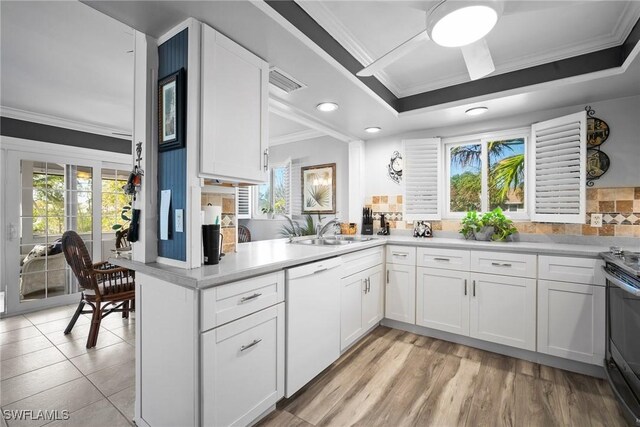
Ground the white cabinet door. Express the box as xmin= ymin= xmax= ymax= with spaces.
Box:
xmin=469 ymin=273 xmax=536 ymax=351
xmin=385 ymin=263 xmax=416 ymax=324
xmin=363 ymin=266 xmax=384 ymax=330
xmin=416 ymin=267 xmax=470 ymax=336
xmin=202 ymin=303 xmax=284 ymax=427
xmin=340 ymin=272 xmax=364 ymax=351
xmin=538 ymin=280 xmax=605 ymax=365
xmin=201 ymin=24 xmax=269 ymax=184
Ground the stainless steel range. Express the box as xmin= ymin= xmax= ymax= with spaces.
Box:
xmin=601 ymin=249 xmax=640 ymax=426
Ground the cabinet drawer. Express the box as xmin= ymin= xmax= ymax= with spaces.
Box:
xmin=202 ymin=303 xmax=285 ymax=427
xmin=538 ymin=256 xmax=603 ymax=286
xmin=417 ymin=248 xmax=470 ymax=270
xmin=386 ymin=245 xmax=416 ymax=266
xmin=341 ymin=247 xmax=384 ymax=278
xmin=470 ymin=251 xmax=536 ymax=278
xmin=201 ymin=271 xmax=284 ymax=331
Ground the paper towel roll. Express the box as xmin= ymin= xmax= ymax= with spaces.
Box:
xmin=203 ymin=204 xmax=222 ymax=225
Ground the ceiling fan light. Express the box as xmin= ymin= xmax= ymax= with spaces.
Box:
xmin=428 ymin=3 xmax=500 ymax=48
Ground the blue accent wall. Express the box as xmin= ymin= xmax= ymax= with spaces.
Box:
xmin=157 ymin=29 xmax=188 ymax=261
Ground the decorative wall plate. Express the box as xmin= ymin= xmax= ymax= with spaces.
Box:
xmin=587 ymin=149 xmax=610 ymax=179
xmin=586 ymin=116 xmax=609 ymax=147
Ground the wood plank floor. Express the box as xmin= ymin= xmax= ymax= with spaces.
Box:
xmin=258 ymin=326 xmax=630 ymax=427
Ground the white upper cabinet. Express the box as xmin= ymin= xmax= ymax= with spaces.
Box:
xmin=201 ymin=24 xmax=269 ymax=184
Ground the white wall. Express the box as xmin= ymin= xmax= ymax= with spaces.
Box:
xmin=240 ymin=135 xmax=349 ymax=241
xmin=364 ymin=95 xmax=640 ymax=197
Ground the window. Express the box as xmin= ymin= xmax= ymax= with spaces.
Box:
xmin=445 ymin=130 xmax=527 ymax=218
xmin=254 ymin=161 xmax=291 ymax=218
xmin=101 ymin=169 xmax=131 ymax=233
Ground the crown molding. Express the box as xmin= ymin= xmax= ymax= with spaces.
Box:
xmin=295 ymin=1 xmax=402 ymax=97
xmin=270 ymin=129 xmax=325 ymax=146
xmin=0 ymin=106 xmax=131 ymax=140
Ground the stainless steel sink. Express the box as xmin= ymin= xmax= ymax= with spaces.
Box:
xmin=291 ymin=236 xmax=374 ymax=246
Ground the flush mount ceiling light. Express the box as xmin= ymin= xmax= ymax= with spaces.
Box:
xmin=365 ymin=127 xmax=382 ymax=133
xmin=427 ymin=1 xmax=502 ymax=48
xmin=465 ymin=106 xmax=489 ymax=116
xmin=316 ymin=102 xmax=339 ymax=112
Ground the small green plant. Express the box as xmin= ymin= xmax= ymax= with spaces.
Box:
xmin=459 ymin=211 xmax=481 ymax=240
xmin=480 ymin=207 xmax=518 ymax=241
xmin=458 ymin=207 xmax=518 ymax=241
xmin=111 ymin=205 xmax=131 ymax=231
xmin=261 ymin=206 xmax=274 ymax=215
xmin=279 ymin=214 xmax=324 ymax=238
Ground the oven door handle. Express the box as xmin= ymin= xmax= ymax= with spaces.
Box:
xmin=602 ymin=266 xmax=640 ymax=297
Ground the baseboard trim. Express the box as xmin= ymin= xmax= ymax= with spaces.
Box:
xmin=381 ymin=318 xmax=605 ymax=379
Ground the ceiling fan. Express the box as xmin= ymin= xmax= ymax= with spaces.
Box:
xmin=357 ymin=0 xmax=504 ymax=81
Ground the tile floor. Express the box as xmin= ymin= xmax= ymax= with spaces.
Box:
xmin=0 ymin=304 xmax=135 ymax=426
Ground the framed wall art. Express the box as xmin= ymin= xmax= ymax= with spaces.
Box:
xmin=158 ymin=68 xmax=185 ymax=152
xmin=301 ymin=163 xmax=336 ymax=214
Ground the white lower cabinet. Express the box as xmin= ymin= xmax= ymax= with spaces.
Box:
xmin=538 ymin=279 xmax=605 ymax=365
xmin=416 ymin=267 xmax=470 ymax=336
xmin=385 ymin=263 xmax=416 ymax=324
xmin=340 ymin=265 xmax=384 ymax=351
xmin=202 ymin=303 xmax=285 ymax=427
xmin=469 ymin=273 xmax=537 ymax=351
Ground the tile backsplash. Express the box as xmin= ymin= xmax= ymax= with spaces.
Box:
xmin=202 ymin=192 xmax=236 ymax=253
xmin=365 ymin=187 xmax=640 ymax=237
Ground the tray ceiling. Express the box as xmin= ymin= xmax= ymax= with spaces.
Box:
xmin=299 ymin=1 xmax=640 ymax=97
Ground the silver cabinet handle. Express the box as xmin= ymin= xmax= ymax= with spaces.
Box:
xmin=386 ymin=270 xmax=390 ymax=284
xmin=364 ymin=277 xmax=369 ymax=293
xmin=434 ymin=258 xmax=450 ymax=262
xmin=240 ymin=293 xmax=261 ymax=303
xmin=491 ymin=262 xmax=512 ymax=267
xmin=473 ymin=280 xmax=476 ymax=297
xmin=464 ymin=279 xmax=467 ymax=296
xmin=392 ymin=253 xmax=408 ymax=257
xmin=263 ymin=149 xmax=269 ymax=171
xmin=240 ymin=338 xmax=262 ymax=352
xmin=367 ymin=278 xmax=371 ymax=293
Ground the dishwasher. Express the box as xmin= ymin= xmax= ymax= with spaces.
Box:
xmin=286 ymin=256 xmax=343 ymax=397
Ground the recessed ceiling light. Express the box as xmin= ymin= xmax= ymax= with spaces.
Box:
xmin=427 ymin=2 xmax=501 ymax=48
xmin=365 ymin=127 xmax=381 ymax=133
xmin=316 ymin=102 xmax=339 ymax=112
xmin=465 ymin=107 xmax=489 ymax=116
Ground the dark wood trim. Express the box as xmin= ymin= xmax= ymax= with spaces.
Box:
xmin=0 ymin=117 xmax=131 ymax=154
xmin=264 ymin=1 xmax=640 ymax=113
xmin=265 ymin=0 xmax=399 ymax=110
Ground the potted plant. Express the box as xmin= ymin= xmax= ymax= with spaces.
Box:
xmin=459 ymin=211 xmax=481 ymax=240
xmin=480 ymin=207 xmax=518 ymax=242
xmin=111 ymin=205 xmax=132 ymax=249
xmin=261 ymin=206 xmax=274 ymax=219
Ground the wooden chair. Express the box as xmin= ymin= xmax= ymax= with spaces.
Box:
xmin=238 ymin=225 xmax=251 ymax=243
xmin=62 ymin=231 xmax=135 ymax=348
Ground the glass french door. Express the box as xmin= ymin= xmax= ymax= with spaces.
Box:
xmin=5 ymin=151 xmax=103 ymax=313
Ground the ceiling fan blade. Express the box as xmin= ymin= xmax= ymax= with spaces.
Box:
xmin=357 ymin=31 xmax=429 ymax=77
xmin=460 ymin=38 xmax=495 ymax=80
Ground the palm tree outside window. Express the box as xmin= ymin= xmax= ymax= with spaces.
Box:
xmin=446 ymin=135 xmax=526 ymax=217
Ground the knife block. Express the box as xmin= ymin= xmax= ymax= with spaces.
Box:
xmin=361 ymin=224 xmax=374 ymax=235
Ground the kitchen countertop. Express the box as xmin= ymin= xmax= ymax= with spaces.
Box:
xmin=109 ymin=236 xmax=619 ymax=290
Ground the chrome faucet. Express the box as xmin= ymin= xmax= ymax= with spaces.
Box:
xmin=316 ymin=218 xmax=341 ymax=238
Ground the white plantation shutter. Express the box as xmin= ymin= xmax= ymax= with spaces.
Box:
xmin=281 ymin=161 xmax=292 ymax=216
xmin=530 ymin=111 xmax=586 ymax=223
xmin=403 ymin=138 xmax=442 ymax=221
xmin=236 ymin=186 xmax=252 ymax=219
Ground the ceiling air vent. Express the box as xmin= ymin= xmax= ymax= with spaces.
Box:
xmin=269 ymin=67 xmax=306 ymax=95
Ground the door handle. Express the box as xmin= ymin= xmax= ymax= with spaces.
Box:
xmin=392 ymin=253 xmax=408 ymax=257
xmin=434 ymin=258 xmax=450 ymax=262
xmin=240 ymin=338 xmax=262 ymax=352
xmin=240 ymin=293 xmax=261 ymax=303
xmin=464 ymin=279 xmax=467 ymax=296
xmin=491 ymin=262 xmax=512 ymax=267
xmin=386 ymin=270 xmax=390 ymax=284
xmin=473 ymin=280 xmax=476 ymax=297
xmin=263 ymin=149 xmax=269 ymax=171
xmin=367 ymin=278 xmax=371 ymax=293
